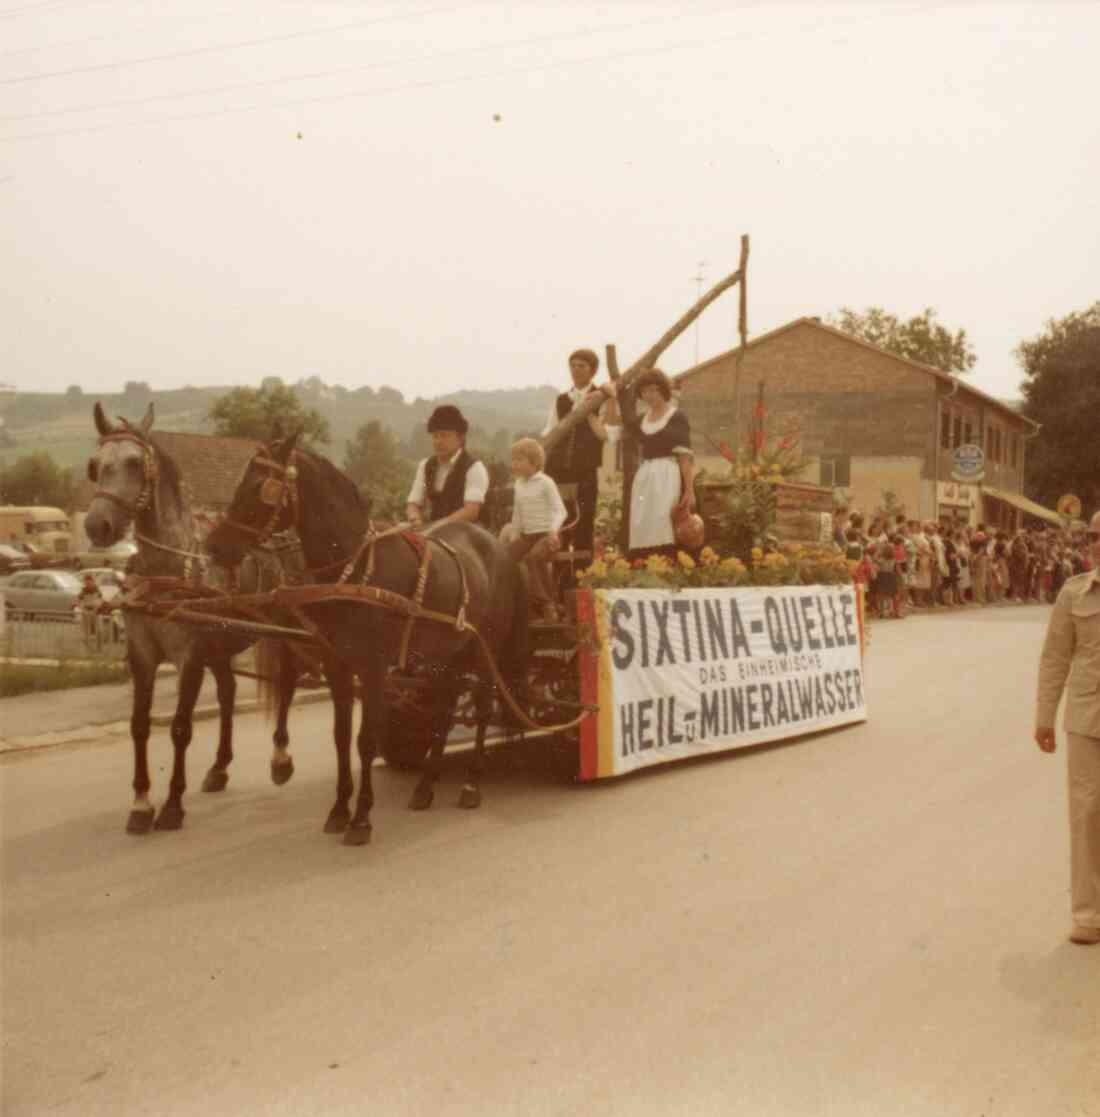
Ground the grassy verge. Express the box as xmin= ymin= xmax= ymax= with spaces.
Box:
xmin=0 ymin=659 xmax=129 ymax=699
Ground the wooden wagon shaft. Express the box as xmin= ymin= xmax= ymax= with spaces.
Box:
xmin=541 ymin=235 xmax=750 ymax=455
xmin=126 ymin=603 xmax=320 ymax=644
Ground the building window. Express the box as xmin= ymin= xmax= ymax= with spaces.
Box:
xmin=1010 ymin=432 xmax=1019 ymax=469
xmin=940 ymin=407 xmax=952 ymax=450
xmin=952 ymin=414 xmax=962 ymax=449
xmin=963 ymin=419 xmax=973 ymax=446
xmin=819 ymin=455 xmax=851 ymax=488
xmin=986 ymin=426 xmax=994 ymax=458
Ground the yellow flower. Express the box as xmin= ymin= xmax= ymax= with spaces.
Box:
xmin=612 ymin=558 xmax=631 ymax=574
xmin=751 ymin=547 xmax=764 ymax=562
xmin=699 ymin=546 xmax=720 ymax=567
xmin=585 ymin=560 xmax=608 ymax=579
xmin=677 ymin=551 xmax=696 ymax=570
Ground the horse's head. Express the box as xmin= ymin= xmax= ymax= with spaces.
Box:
xmin=85 ymin=401 xmax=158 ymax=548
xmin=206 ymin=429 xmax=302 ymax=568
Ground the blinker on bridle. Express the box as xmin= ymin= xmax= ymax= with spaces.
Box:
xmin=89 ymin=431 xmax=159 ymax=517
xmin=216 ymin=447 xmax=300 ymax=547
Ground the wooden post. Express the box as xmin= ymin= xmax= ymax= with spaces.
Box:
xmin=607 ymin=343 xmax=637 ymax=551
xmin=731 ymin=233 xmax=750 ymax=458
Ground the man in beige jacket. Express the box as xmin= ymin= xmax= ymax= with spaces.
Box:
xmin=1035 ymin=509 xmax=1100 ymax=945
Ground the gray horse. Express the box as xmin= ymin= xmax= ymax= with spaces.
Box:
xmin=84 ymin=402 xmax=354 ymax=834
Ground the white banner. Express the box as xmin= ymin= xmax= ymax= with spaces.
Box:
xmin=582 ymin=584 xmax=867 ymax=778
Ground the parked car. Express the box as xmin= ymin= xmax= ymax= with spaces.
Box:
xmin=9 ymin=540 xmax=71 ymax=570
xmin=1 ymin=569 xmax=84 ymax=619
xmin=73 ymin=541 xmax=138 ymax=571
xmin=0 ymin=543 xmax=31 ymax=575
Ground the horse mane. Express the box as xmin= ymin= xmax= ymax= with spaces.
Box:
xmin=294 ymin=444 xmax=367 ymax=516
xmin=147 ymin=432 xmax=187 ymax=509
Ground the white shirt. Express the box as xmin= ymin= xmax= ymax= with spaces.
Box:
xmin=511 ymin=471 xmax=567 ymax=536
xmin=407 ymin=449 xmax=490 ymax=509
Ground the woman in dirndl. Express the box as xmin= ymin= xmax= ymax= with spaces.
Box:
xmin=604 ymin=369 xmax=695 ymax=560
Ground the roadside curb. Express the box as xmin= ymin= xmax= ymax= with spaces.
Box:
xmin=0 ymin=688 xmax=332 ymax=757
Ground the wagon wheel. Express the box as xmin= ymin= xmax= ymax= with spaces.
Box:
xmin=525 ymin=649 xmax=580 ymax=725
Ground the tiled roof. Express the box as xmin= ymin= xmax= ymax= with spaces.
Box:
xmin=73 ymin=430 xmax=259 ymax=512
xmin=152 ymin=431 xmax=259 ymax=509
xmin=675 ymin=316 xmax=1038 ymax=429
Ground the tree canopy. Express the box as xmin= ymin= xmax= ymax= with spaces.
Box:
xmin=1018 ymin=301 xmax=1100 ymax=515
xmin=828 ymin=306 xmax=976 ymax=374
xmin=343 ymin=419 xmax=413 ymax=519
xmin=0 ymin=451 xmax=75 ymax=508
xmin=207 ymin=383 xmax=330 ymax=445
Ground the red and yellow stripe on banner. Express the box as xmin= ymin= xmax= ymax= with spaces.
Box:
xmin=575 ymin=588 xmax=613 ymax=781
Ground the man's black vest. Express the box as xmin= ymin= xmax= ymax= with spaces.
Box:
xmin=546 ymin=387 xmax=603 ymax=482
xmin=423 ymin=449 xmax=480 ymax=523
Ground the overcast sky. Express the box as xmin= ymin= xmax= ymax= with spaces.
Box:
xmin=2 ymin=1 xmax=1097 ymax=402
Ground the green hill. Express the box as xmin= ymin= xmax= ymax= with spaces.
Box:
xmin=0 ymin=382 xmax=558 ymax=472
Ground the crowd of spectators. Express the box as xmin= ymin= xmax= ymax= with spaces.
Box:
xmin=833 ymin=511 xmax=1095 ymax=620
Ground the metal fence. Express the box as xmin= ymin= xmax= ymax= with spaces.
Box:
xmin=0 ymin=611 xmax=128 ymax=663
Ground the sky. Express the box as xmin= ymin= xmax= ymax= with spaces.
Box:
xmin=2 ymin=1 xmax=1098 ymax=402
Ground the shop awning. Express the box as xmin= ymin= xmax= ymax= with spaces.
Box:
xmin=982 ymin=486 xmax=1065 ymax=527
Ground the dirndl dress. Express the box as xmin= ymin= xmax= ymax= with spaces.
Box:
xmin=626 ymin=406 xmax=694 ymax=551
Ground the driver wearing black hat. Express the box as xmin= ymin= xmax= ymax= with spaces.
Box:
xmin=406 ymin=405 xmax=489 ymax=527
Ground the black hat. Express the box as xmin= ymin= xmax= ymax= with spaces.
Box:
xmin=427 ymin=405 xmax=468 ymax=435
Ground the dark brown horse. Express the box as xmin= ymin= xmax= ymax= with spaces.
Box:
xmin=84 ymin=403 xmax=355 ymax=834
xmin=205 ymin=431 xmax=530 ymax=846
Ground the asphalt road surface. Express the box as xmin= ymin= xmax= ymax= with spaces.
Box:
xmin=2 ymin=604 xmax=1097 ymax=1116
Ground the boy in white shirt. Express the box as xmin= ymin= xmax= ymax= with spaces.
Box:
xmin=508 ymin=438 xmax=567 ymax=622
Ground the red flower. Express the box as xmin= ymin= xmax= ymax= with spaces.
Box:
xmin=718 ymin=440 xmax=736 ymax=463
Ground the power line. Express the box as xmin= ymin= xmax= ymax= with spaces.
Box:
xmin=1 ymin=5 xmax=921 ymax=146
xmin=0 ymin=8 xmax=696 ymax=123
xmin=0 ymin=0 xmax=481 ymax=85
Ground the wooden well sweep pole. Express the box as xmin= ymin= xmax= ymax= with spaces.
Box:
xmin=541 ymin=237 xmax=750 ymax=455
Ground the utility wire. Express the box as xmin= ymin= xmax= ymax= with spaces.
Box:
xmin=0 ymin=8 xmax=697 ymax=123
xmin=0 ymin=19 xmax=821 ymax=145
xmin=0 ymin=0 xmax=481 ymax=85
xmin=0 ymin=5 xmax=921 ymax=145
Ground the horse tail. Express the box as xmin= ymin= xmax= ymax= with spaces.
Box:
xmin=255 ymin=638 xmax=284 ymax=722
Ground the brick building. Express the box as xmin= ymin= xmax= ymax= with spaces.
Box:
xmin=674 ymin=317 xmax=1057 ymax=530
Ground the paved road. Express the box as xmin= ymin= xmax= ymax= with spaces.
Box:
xmin=2 ymin=605 xmax=1096 ymax=1116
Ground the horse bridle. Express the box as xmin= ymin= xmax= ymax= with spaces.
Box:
xmin=217 ymin=446 xmax=301 ymax=547
xmin=90 ymin=430 xmax=159 ymax=518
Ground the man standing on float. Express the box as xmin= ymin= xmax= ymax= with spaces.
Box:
xmin=541 ymin=348 xmax=617 ymax=556
xmin=406 ymin=405 xmax=490 ymax=527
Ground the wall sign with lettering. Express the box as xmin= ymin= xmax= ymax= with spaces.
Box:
xmin=574 ymin=585 xmax=867 ymax=781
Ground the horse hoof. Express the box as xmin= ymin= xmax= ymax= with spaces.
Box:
xmin=154 ymin=805 xmax=185 ymax=831
xmin=323 ymin=809 xmax=349 ymax=834
xmin=126 ymin=809 xmax=155 ymax=835
xmin=408 ymin=787 xmax=434 ymax=811
xmin=201 ymin=769 xmax=229 ymax=793
xmin=457 ymin=785 xmax=481 ymax=809
xmin=271 ymin=758 xmax=295 ymax=786
xmin=342 ymin=823 xmax=372 ymax=847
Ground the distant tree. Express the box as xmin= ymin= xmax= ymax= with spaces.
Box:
xmin=1018 ymin=301 xmax=1100 ymax=514
xmin=208 ymin=383 xmax=330 ymax=445
xmin=376 ymin=385 xmax=405 ymax=405
xmin=344 ymin=420 xmax=414 ymax=519
xmin=260 ymin=376 xmax=285 ymax=393
xmin=297 ymin=375 xmax=326 ymax=397
xmin=828 ymin=306 xmax=976 ymax=374
xmin=123 ymin=380 xmax=152 ymax=396
xmin=65 ymin=385 xmax=83 ymax=400
xmin=0 ymin=452 xmax=75 ymax=507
